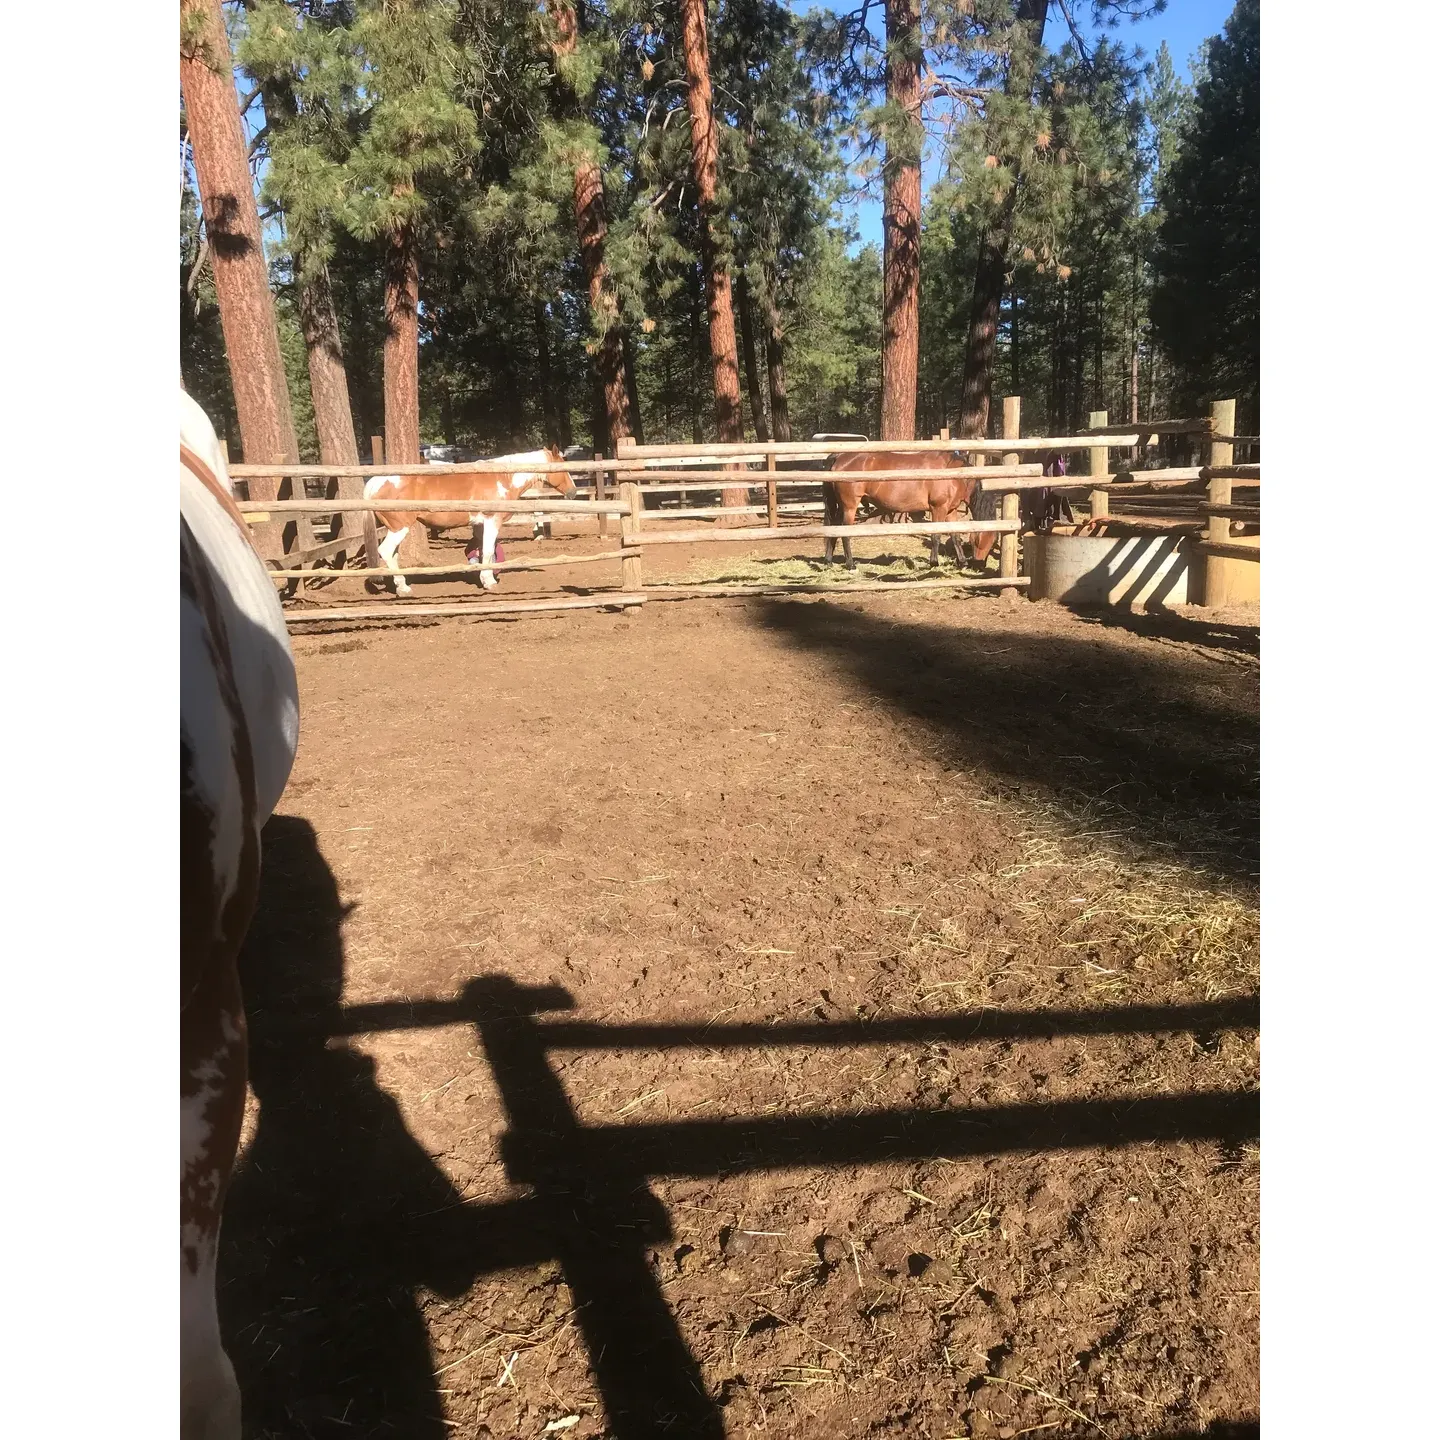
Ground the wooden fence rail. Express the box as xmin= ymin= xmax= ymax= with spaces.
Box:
xmin=237 ymin=498 xmax=629 ymax=516
xmin=255 ymin=401 xmax=1253 ymax=624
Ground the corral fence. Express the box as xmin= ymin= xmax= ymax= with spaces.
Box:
xmin=227 ymin=398 xmax=1257 ymax=626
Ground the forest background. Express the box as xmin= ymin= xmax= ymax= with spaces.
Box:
xmin=179 ymin=0 xmax=1259 ymax=466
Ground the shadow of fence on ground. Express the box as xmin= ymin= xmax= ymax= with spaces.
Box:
xmin=223 ymin=816 xmax=1259 ymax=1439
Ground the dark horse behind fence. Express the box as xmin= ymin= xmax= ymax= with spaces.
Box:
xmin=823 ymin=449 xmax=1075 ymax=573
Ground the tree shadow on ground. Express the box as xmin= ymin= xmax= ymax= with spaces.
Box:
xmin=751 ymin=598 xmax=1259 ymax=885
xmin=222 ymin=817 xmax=1259 ymax=1439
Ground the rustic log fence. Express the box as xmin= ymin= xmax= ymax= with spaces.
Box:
xmin=228 ymin=396 xmax=1255 ymax=623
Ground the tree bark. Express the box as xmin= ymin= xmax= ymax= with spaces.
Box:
xmin=955 ymin=0 xmax=1049 ymax=438
xmin=251 ymin=65 xmax=359 ymax=470
xmin=1010 ymin=284 xmax=1021 ymax=397
xmin=299 ymin=265 xmax=358 ymax=465
xmin=761 ymin=261 xmax=792 ymax=442
xmin=180 ymin=0 xmax=297 ymax=557
xmin=735 ymin=271 xmax=770 ymax=441
xmin=573 ymin=158 xmax=631 ymax=455
xmin=383 ymin=214 xmax=421 ymax=465
xmin=679 ymin=0 xmax=745 ymax=475
xmin=535 ymin=300 xmax=560 ymax=446
xmin=881 ymin=0 xmax=923 ymax=441
xmin=688 ymin=262 xmax=706 ymax=444
xmin=621 ymin=327 xmax=646 ymax=445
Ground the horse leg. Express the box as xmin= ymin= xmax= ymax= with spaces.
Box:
xmin=843 ymin=502 xmax=859 ymax=571
xmin=377 ymin=525 xmax=411 ymax=596
xmin=930 ymin=500 xmax=953 ymax=567
xmin=477 ymin=515 xmax=500 ymax=590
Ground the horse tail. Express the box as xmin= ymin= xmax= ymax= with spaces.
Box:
xmin=969 ymin=481 xmax=1000 ymax=526
xmin=823 ymin=479 xmax=842 ymax=527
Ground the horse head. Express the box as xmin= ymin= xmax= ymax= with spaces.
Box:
xmin=540 ymin=446 xmax=576 ymax=497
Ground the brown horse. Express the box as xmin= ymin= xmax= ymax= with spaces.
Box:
xmin=822 ymin=450 xmax=1002 ymax=570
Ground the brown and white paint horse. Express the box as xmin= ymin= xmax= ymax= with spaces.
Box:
xmin=364 ymin=449 xmax=577 ymax=596
xmin=181 ymin=391 xmax=298 ymax=1439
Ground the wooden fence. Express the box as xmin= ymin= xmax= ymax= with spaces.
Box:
xmin=227 ymin=396 xmax=1256 ymax=623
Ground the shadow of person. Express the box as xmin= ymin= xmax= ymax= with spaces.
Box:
xmin=219 ymin=816 xmax=480 ymax=1438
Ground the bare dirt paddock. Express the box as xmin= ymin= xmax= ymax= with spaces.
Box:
xmin=222 ymin=583 xmax=1259 ymax=1440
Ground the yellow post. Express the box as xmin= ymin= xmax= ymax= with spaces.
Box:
xmin=620 ymin=481 xmax=644 ymax=592
xmin=1000 ymin=396 xmax=1022 ymax=596
xmin=1087 ymin=409 xmax=1109 ymax=528
xmin=1202 ymin=398 xmax=1237 ymax=606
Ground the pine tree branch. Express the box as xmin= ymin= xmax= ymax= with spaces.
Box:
xmin=187 ymin=226 xmax=210 ymax=312
xmin=1057 ymin=0 xmax=1094 ymax=67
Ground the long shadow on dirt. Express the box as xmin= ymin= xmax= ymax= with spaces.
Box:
xmin=752 ymin=598 xmax=1259 ymax=885
xmin=222 ymin=816 xmax=1259 ymax=1439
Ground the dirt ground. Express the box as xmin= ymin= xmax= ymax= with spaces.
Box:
xmin=223 ymin=544 xmax=1259 ymax=1440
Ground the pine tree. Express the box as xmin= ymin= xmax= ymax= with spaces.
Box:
xmin=238 ymin=0 xmax=364 ymax=466
xmin=545 ymin=0 xmax=636 ymax=454
xmin=880 ymin=0 xmax=923 ymax=439
xmin=953 ymin=0 xmax=1050 ymax=437
xmin=180 ymin=0 xmax=299 ymax=546
xmin=677 ymin=0 xmax=744 ymax=447
xmin=344 ymin=0 xmax=478 ymax=463
xmin=1151 ymin=0 xmax=1258 ymax=425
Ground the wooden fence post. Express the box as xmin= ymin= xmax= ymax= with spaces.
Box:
xmin=619 ymin=481 xmax=644 ymax=593
xmin=1202 ymin=397 xmax=1237 ymax=607
xmin=360 ymin=436 xmax=383 ymax=570
xmin=595 ymin=451 xmax=609 ymax=537
xmin=1088 ymin=410 xmax=1110 ymax=530
xmin=1000 ymin=396 xmax=1021 ymax=597
xmin=766 ymin=451 xmax=778 ymax=528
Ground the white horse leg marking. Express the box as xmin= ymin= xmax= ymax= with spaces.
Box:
xmin=479 ymin=516 xmax=500 ymax=589
xmin=180 ymin=1236 xmax=241 ymax=1440
xmin=378 ymin=526 xmax=411 ymax=595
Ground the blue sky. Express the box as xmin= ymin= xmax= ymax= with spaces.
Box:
xmin=815 ymin=0 xmax=1240 ymax=251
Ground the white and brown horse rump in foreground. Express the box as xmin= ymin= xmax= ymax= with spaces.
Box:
xmin=181 ymin=391 xmax=299 ymax=1440
xmin=823 ymin=450 xmax=999 ymax=570
xmin=364 ymin=448 xmax=577 ymax=595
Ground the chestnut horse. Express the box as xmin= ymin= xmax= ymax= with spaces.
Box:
xmin=823 ymin=450 xmax=1003 ymax=570
xmin=364 ymin=448 xmax=576 ymax=596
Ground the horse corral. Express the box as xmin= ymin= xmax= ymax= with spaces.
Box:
xmin=231 ymin=398 xmax=1257 ymax=626
xmin=199 ymin=399 xmax=1258 ymax=1440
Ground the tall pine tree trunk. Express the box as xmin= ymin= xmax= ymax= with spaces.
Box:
xmin=180 ymin=0 xmax=297 ymax=558
xmin=573 ymin=159 xmax=631 ymax=454
xmin=299 ymin=265 xmax=359 ymax=465
xmin=956 ymin=0 xmax=1048 ymax=438
xmin=1092 ymin=269 xmax=1104 ymax=416
xmin=253 ymin=69 xmax=359 ymax=470
xmin=688 ymin=263 xmax=706 ymax=444
xmin=881 ymin=0 xmax=922 ymax=440
xmin=735 ymin=271 xmax=770 ymax=441
xmin=761 ymin=261 xmax=792 ymax=441
xmin=383 ymin=213 xmax=421 ymax=464
xmin=550 ymin=3 xmax=632 ymax=455
xmin=1010 ymin=285 xmax=1021 ymax=396
xmin=535 ymin=300 xmax=561 ymax=446
xmin=679 ymin=0 xmax=746 ymax=516
xmin=621 ymin=328 xmax=646 ymax=445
